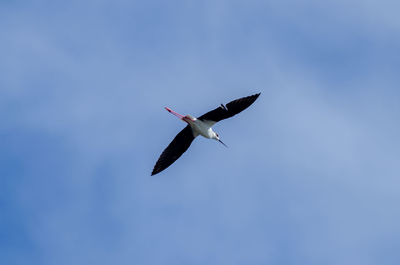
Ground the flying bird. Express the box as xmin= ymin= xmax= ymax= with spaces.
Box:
xmin=151 ymin=93 xmax=261 ymax=175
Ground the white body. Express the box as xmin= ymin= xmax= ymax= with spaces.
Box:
xmin=183 ymin=115 xmax=217 ymax=139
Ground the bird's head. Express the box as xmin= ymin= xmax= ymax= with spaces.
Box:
xmin=214 ymin=132 xmax=228 ymax=148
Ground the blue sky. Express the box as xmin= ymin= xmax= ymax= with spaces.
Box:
xmin=1 ymin=1 xmax=400 ymax=264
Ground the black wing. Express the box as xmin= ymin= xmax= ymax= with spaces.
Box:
xmin=151 ymin=125 xmax=195 ymax=175
xmin=198 ymin=93 xmax=260 ymax=123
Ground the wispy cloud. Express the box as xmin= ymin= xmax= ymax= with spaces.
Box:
xmin=1 ymin=1 xmax=400 ymax=265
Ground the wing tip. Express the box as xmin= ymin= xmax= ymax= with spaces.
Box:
xmin=250 ymin=92 xmax=261 ymax=101
xmin=247 ymin=92 xmax=261 ymax=100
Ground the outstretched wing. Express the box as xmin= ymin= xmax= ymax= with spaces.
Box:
xmin=198 ymin=93 xmax=260 ymax=124
xmin=151 ymin=125 xmax=195 ymax=175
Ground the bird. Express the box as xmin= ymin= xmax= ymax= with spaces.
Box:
xmin=151 ymin=93 xmax=261 ymax=175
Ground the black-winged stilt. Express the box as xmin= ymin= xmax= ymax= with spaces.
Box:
xmin=151 ymin=93 xmax=260 ymax=175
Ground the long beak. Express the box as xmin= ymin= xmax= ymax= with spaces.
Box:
xmin=218 ymin=139 xmax=228 ymax=148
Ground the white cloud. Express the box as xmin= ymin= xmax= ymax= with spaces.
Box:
xmin=1 ymin=1 xmax=400 ymax=265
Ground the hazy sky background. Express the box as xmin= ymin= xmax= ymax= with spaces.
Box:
xmin=1 ymin=1 xmax=400 ymax=264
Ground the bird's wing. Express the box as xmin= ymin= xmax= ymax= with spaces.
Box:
xmin=198 ymin=93 xmax=260 ymax=123
xmin=152 ymin=125 xmax=195 ymax=175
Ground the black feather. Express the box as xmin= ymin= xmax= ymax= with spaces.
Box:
xmin=198 ymin=93 xmax=260 ymax=122
xmin=151 ymin=125 xmax=195 ymax=175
